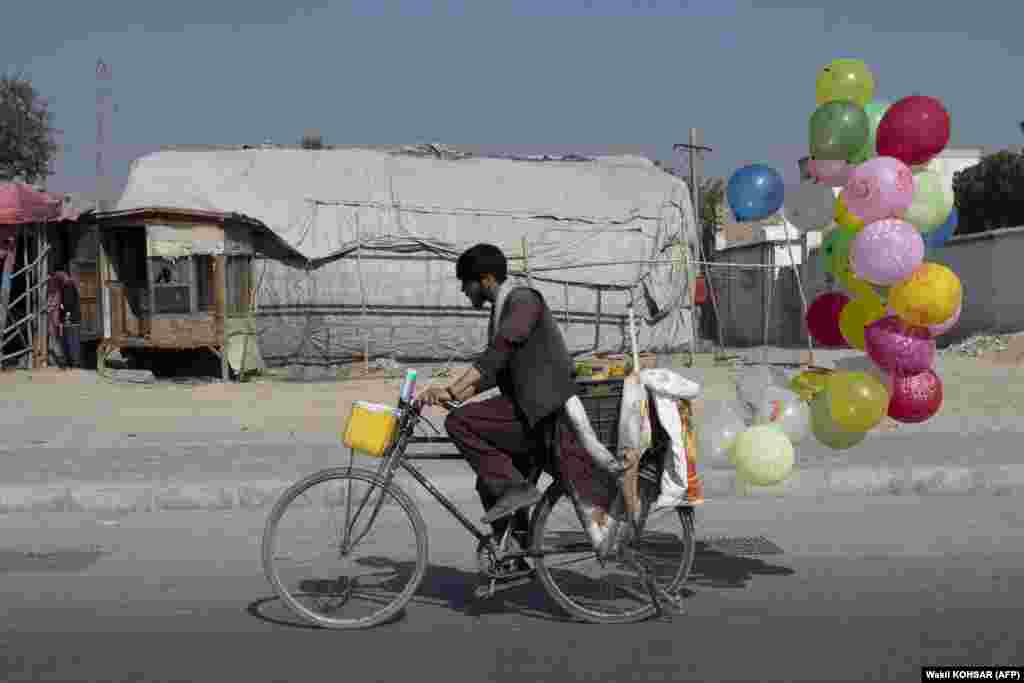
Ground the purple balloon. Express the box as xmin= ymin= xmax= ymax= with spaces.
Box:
xmin=928 ymin=299 xmax=962 ymax=337
xmin=865 ymin=316 xmax=936 ymax=374
xmin=842 ymin=156 xmax=915 ymax=224
xmin=850 ymin=219 xmax=925 ymax=286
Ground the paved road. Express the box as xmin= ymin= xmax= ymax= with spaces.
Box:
xmin=2 ymin=496 xmax=1022 ymax=682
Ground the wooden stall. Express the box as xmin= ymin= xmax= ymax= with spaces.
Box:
xmin=0 ymin=183 xmax=94 ymax=370
xmin=93 ymin=208 xmax=307 ymax=380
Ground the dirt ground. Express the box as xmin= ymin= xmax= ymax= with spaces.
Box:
xmin=977 ymin=335 xmax=1024 ymax=366
xmin=3 ymin=350 xmax=1021 ymax=441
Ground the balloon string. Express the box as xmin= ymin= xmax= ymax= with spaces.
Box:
xmin=784 ymin=229 xmax=815 ymax=367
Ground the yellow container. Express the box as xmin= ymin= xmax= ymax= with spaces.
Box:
xmin=342 ymin=401 xmax=401 ymax=457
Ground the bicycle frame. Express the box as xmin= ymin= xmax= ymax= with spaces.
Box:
xmin=342 ymin=399 xmax=650 ymax=568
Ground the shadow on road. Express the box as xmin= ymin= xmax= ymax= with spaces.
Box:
xmin=248 ymin=542 xmax=795 ymax=629
xmin=688 ymin=541 xmax=795 ymax=589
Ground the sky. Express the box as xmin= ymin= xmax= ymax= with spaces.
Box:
xmin=4 ymin=0 xmax=1023 ymax=200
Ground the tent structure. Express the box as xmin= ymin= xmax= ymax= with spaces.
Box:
xmin=115 ymin=145 xmax=700 ymax=365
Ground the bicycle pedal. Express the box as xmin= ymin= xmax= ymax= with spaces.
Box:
xmin=485 ymin=567 xmax=535 ymax=581
xmin=472 ymin=573 xmax=534 ymax=600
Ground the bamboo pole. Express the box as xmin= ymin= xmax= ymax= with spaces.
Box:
xmin=213 ymin=254 xmax=228 ymax=380
xmin=521 ymin=236 xmax=533 ymax=288
xmin=26 ymin=229 xmax=35 ymax=368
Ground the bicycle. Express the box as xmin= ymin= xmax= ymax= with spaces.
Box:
xmin=261 ymin=390 xmax=697 ymax=629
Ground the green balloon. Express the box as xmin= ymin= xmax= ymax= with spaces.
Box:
xmin=809 ymin=101 xmax=870 ymax=161
xmin=847 ymin=100 xmax=890 ymax=165
xmin=809 ymin=391 xmax=868 ymax=451
xmin=820 ymin=225 xmax=858 ymax=277
xmin=905 ymin=170 xmax=955 ymax=235
xmin=732 ymin=424 xmax=795 ymax=486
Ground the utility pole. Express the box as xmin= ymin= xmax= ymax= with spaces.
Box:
xmin=673 ymin=131 xmax=722 ymax=357
xmin=96 ymin=59 xmax=112 ymax=212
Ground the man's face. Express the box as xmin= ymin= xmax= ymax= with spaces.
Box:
xmin=461 ymin=278 xmax=487 ymax=310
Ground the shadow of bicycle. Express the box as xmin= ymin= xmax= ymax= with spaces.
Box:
xmin=249 ymin=536 xmax=795 ymax=628
xmin=689 ymin=540 xmax=796 ymax=589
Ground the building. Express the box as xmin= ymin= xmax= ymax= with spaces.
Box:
xmin=89 ymin=207 xmax=308 ymax=378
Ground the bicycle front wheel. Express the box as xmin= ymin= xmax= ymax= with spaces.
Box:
xmin=533 ymin=484 xmax=695 ymax=624
xmin=262 ymin=467 xmax=428 ymax=629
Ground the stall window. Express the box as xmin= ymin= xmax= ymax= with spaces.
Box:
xmin=150 ymin=257 xmax=192 ymax=314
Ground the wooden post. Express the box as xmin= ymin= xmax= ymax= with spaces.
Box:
xmin=684 ymin=128 xmax=702 ymax=365
xmin=39 ymin=226 xmax=48 ymax=368
xmin=213 ymin=254 xmax=228 ymax=380
xmin=239 ymin=256 xmax=252 ymax=380
xmin=521 ymin=237 xmax=533 ymax=288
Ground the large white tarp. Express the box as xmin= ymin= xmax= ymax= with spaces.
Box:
xmin=117 ymin=146 xmax=700 ymax=363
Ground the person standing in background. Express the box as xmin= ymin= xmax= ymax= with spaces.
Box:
xmin=59 ymin=268 xmax=82 ymax=369
xmin=47 ymin=269 xmax=81 ymax=369
xmin=46 ymin=271 xmax=65 ymax=368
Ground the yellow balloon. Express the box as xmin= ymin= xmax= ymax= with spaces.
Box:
xmin=815 ymin=58 xmax=875 ymax=108
xmin=845 ymin=274 xmax=877 ymax=300
xmin=790 ymin=369 xmax=831 ymax=402
xmin=835 ymin=192 xmax=865 ymax=232
xmin=810 ymin=391 xmax=868 ymax=450
xmin=888 ymin=262 xmax=962 ymax=327
xmin=839 ymin=294 xmax=887 ymax=350
xmin=825 ymin=370 xmax=889 ymax=433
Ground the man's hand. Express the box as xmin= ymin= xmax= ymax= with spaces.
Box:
xmin=416 ymin=386 xmax=454 ymax=408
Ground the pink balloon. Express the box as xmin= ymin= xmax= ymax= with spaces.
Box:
xmin=850 ymin=219 xmax=924 ymax=286
xmin=865 ymin=315 xmax=936 ymax=374
xmin=928 ymin=300 xmax=962 ymax=337
xmin=842 ymin=156 xmax=915 ymax=224
xmin=808 ymin=158 xmax=851 ymax=187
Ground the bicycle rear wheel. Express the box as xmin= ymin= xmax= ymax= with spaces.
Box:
xmin=532 ymin=483 xmax=695 ymax=624
xmin=262 ymin=467 xmax=428 ymax=629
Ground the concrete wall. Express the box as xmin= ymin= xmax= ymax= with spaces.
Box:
xmin=710 ymin=225 xmax=1024 ymax=348
xmin=927 ymin=226 xmax=1024 ymax=342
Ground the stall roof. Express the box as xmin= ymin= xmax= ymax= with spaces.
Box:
xmin=0 ymin=182 xmax=84 ymax=225
xmin=93 ymin=206 xmax=310 ymax=268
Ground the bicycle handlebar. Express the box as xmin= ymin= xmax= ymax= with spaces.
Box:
xmin=408 ymin=398 xmax=462 ymax=414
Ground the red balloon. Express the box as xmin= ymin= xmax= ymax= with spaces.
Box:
xmin=806 ymin=292 xmax=850 ymax=347
xmin=888 ymin=368 xmax=943 ymax=423
xmin=876 ymin=96 xmax=951 ymax=166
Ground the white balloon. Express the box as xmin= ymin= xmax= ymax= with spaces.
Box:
xmin=784 ymin=182 xmax=837 ymax=234
xmin=752 ymin=385 xmax=812 ymax=444
xmin=696 ymin=400 xmax=749 ymax=465
xmin=734 ymin=365 xmax=792 ymax=422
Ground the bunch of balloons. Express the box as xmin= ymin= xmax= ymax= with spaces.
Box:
xmin=801 ymin=57 xmax=961 ymax=436
xmin=705 ymin=58 xmax=965 ymax=486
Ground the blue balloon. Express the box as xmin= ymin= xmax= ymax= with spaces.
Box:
xmin=727 ymin=164 xmax=785 ymax=222
xmin=924 ymin=206 xmax=958 ymax=251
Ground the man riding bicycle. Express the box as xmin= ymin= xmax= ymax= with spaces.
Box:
xmin=416 ymin=243 xmax=588 ymax=566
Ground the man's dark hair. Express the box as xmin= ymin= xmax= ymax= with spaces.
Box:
xmin=456 ymin=243 xmax=507 ymax=283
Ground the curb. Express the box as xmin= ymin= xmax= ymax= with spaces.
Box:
xmin=2 ymin=464 xmax=1023 ymax=514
